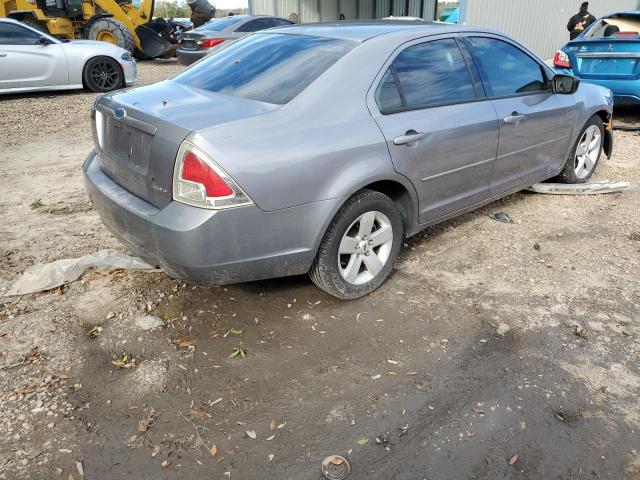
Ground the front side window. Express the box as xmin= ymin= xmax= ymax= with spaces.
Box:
xmin=375 ymin=38 xmax=476 ymax=112
xmin=0 ymin=23 xmax=42 ymax=45
xmin=174 ymin=33 xmax=355 ymax=104
xmin=466 ymin=37 xmax=547 ymax=97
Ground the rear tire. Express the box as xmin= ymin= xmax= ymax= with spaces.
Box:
xmin=84 ymin=17 xmax=135 ymax=53
xmin=82 ymin=56 xmax=124 ymax=92
xmin=553 ymin=115 xmax=604 ymax=184
xmin=309 ymin=190 xmax=403 ymax=300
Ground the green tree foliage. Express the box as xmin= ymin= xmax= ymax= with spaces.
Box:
xmin=154 ymin=1 xmax=248 ymax=20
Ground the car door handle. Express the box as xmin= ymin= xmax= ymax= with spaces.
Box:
xmin=393 ymin=132 xmax=425 ymax=145
xmin=504 ymin=113 xmax=525 ymax=125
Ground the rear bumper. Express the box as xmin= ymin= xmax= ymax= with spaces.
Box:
xmin=83 ymin=150 xmax=341 ymax=284
xmin=176 ymin=49 xmax=207 ymax=65
xmin=572 ymin=76 xmax=640 ymax=105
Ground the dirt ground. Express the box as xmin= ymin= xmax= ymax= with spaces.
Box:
xmin=1 ymin=59 xmax=639 ymax=480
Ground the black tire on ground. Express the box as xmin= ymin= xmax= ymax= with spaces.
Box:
xmin=82 ymin=56 xmax=124 ymax=93
xmin=20 ymin=17 xmax=49 ymax=34
xmin=84 ymin=17 xmax=135 ymax=53
xmin=309 ymin=190 xmax=403 ymax=300
xmin=553 ymin=115 xmax=604 ymax=184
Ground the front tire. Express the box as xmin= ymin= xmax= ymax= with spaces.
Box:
xmin=84 ymin=17 xmax=135 ymax=53
xmin=554 ymin=115 xmax=604 ymax=184
xmin=82 ymin=56 xmax=124 ymax=92
xmin=309 ymin=190 xmax=403 ymax=300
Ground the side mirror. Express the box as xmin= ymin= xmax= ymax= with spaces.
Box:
xmin=37 ymin=36 xmax=50 ymax=45
xmin=552 ymin=74 xmax=580 ymax=94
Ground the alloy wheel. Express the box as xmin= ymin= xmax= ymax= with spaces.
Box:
xmin=90 ymin=61 xmax=120 ymax=90
xmin=338 ymin=211 xmax=393 ymax=285
xmin=574 ymin=125 xmax=602 ymax=180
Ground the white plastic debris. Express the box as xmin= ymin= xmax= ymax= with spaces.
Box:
xmin=528 ymin=180 xmax=630 ymax=195
xmin=7 ymin=249 xmax=158 ymax=296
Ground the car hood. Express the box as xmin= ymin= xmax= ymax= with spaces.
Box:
xmin=62 ymin=39 xmax=129 ymax=56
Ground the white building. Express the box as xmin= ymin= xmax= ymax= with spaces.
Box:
xmin=248 ymin=0 xmax=640 ymax=58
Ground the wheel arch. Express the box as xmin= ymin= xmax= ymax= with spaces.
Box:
xmin=594 ymin=109 xmax=613 ymax=158
xmin=357 ymin=180 xmax=416 ymax=236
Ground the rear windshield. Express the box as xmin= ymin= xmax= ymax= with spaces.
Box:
xmin=585 ymin=15 xmax=640 ymax=39
xmin=173 ymin=33 xmax=355 ymax=104
xmin=196 ymin=16 xmax=244 ymax=32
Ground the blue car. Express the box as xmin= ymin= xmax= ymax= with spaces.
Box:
xmin=555 ymin=10 xmax=640 ymax=105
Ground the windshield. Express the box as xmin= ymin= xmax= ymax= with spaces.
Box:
xmin=196 ymin=16 xmax=244 ymax=32
xmin=173 ymin=33 xmax=356 ymax=104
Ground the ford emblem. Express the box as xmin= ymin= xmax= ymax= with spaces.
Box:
xmin=114 ymin=107 xmax=127 ymax=119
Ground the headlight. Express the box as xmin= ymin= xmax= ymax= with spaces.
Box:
xmin=121 ymin=52 xmax=133 ymax=61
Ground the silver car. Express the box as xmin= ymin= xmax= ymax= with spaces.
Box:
xmin=84 ymin=22 xmax=613 ymax=299
xmin=0 ymin=18 xmax=137 ymax=94
xmin=176 ymin=14 xmax=293 ymax=65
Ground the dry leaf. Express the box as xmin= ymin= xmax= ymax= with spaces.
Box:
xmin=210 ymin=443 xmax=217 ymax=457
xmin=268 ymin=454 xmax=274 ymax=462
xmin=171 ymin=332 xmax=197 ymax=352
xmin=190 ymin=405 xmax=211 ymax=420
xmin=356 ymin=438 xmax=369 ymax=445
xmin=509 ymin=454 xmax=518 ymax=465
xmin=371 ymin=374 xmax=381 ymax=380
xmin=277 ymin=422 xmax=286 ymax=429
xmin=266 ymin=434 xmax=275 ymax=441
xmin=246 ymin=430 xmax=257 ymax=439
xmin=269 ymin=419 xmax=276 ymax=431
xmin=161 ymin=459 xmax=172 ymax=469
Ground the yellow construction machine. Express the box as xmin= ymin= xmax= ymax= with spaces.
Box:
xmin=0 ymin=0 xmax=171 ymax=58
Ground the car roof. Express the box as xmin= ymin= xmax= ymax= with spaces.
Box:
xmin=604 ymin=10 xmax=640 ymax=18
xmin=266 ymin=20 xmax=488 ymax=42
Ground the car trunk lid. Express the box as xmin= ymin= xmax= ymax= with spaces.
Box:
xmin=179 ymin=32 xmax=233 ymax=51
xmin=93 ymin=80 xmax=277 ymax=209
xmin=178 ymin=32 xmax=206 ymax=50
xmin=566 ymin=38 xmax=640 ymax=79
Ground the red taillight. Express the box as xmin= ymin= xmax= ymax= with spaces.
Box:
xmin=181 ymin=151 xmax=233 ymax=197
xmin=554 ymin=50 xmax=571 ymax=69
xmin=200 ymin=38 xmax=224 ymax=48
xmin=615 ymin=31 xmax=640 ymax=38
xmin=173 ymin=143 xmax=252 ymax=209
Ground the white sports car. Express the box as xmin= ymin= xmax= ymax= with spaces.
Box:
xmin=0 ymin=18 xmax=137 ymax=94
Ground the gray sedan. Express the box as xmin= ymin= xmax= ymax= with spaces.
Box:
xmin=176 ymin=14 xmax=292 ymax=65
xmin=84 ymin=21 xmax=613 ymax=299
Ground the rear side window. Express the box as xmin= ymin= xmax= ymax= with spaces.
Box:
xmin=197 ymin=16 xmax=243 ymax=32
xmin=0 ymin=23 xmax=41 ymax=45
xmin=174 ymin=33 xmax=355 ymax=104
xmin=375 ymin=38 xmax=476 ymax=112
xmin=466 ymin=37 xmax=547 ymax=97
